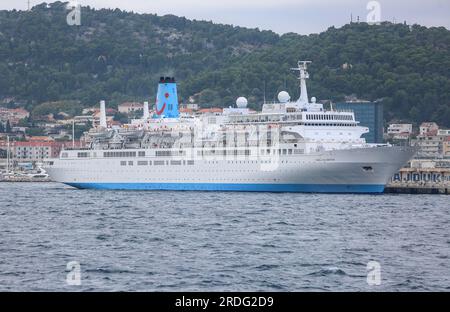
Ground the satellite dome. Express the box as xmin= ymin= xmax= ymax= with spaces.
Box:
xmin=236 ymin=97 xmax=248 ymax=108
xmin=278 ymin=91 xmax=290 ymax=103
xmin=311 ymin=97 xmax=317 ymax=103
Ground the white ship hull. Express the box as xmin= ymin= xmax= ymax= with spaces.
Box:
xmin=46 ymin=146 xmax=415 ymax=193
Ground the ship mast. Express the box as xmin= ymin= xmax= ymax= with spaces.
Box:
xmin=291 ymin=61 xmax=311 ymax=105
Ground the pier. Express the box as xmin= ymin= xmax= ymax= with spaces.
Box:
xmin=386 ymin=163 xmax=450 ymax=195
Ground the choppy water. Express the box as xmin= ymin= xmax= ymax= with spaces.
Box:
xmin=0 ymin=182 xmax=449 ymax=291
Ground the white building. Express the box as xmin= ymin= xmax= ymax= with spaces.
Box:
xmin=419 ymin=122 xmax=439 ymax=136
xmin=437 ymin=129 xmax=450 ymax=136
xmin=411 ymin=123 xmax=450 ymax=158
xmin=387 ymin=123 xmax=413 ymax=139
xmin=118 ymin=102 xmax=143 ymax=114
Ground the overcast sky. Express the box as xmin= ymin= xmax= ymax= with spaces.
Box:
xmin=1 ymin=0 xmax=449 ymax=34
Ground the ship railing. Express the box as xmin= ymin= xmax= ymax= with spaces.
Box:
xmin=328 ymin=109 xmax=354 ymax=113
xmin=63 ymin=147 xmax=92 ymax=151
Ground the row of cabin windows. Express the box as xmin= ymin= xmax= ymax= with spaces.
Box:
xmin=306 ymin=114 xmax=352 ymax=121
xmin=195 ymin=149 xmax=305 ymax=156
xmin=155 ymin=150 xmax=186 ymax=156
xmin=74 ymin=146 xmax=315 ymax=159
xmin=104 ymin=151 xmax=139 ymax=158
xmin=120 ymin=160 xmax=195 ymax=166
xmin=231 ymin=115 xmax=282 ymax=123
xmin=197 ymin=150 xmax=251 ymax=156
xmin=75 ymin=149 xmax=307 ymax=159
xmin=304 ymin=123 xmax=355 ymax=127
xmin=260 ymin=149 xmax=304 ymax=155
xmin=119 ymin=159 xmax=307 ymax=167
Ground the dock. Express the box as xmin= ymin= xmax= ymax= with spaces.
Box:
xmin=386 ymin=163 xmax=449 ymax=195
xmin=385 ymin=185 xmax=449 ymax=194
xmin=0 ymin=176 xmax=51 ymax=183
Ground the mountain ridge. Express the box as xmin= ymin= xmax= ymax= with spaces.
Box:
xmin=0 ymin=1 xmax=449 ymax=126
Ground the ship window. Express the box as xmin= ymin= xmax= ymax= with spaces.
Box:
xmin=120 ymin=161 xmax=126 ymax=166
xmin=138 ymin=151 xmax=145 ymax=157
xmin=187 ymin=160 xmax=195 ymax=165
xmin=170 ymin=160 xmax=182 ymax=165
xmin=156 ymin=150 xmax=171 ymax=157
xmin=104 ymin=151 xmax=136 ymax=157
xmin=283 ymin=149 xmax=287 ymax=155
xmin=154 ymin=160 xmax=165 ymax=166
xmin=148 ymin=161 xmax=152 ymax=165
xmin=267 ymin=149 xmax=271 ymax=154
xmin=128 ymin=161 xmax=133 ymax=166
xmin=138 ymin=161 xmax=148 ymax=166
xmin=61 ymin=152 xmax=68 ymax=158
xmin=288 ymin=149 xmax=292 ymax=155
xmin=77 ymin=152 xmax=89 ymax=158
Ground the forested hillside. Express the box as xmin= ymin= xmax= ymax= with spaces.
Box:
xmin=0 ymin=2 xmax=449 ymax=126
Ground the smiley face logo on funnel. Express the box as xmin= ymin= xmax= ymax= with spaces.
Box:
xmin=156 ymin=92 xmax=169 ymax=115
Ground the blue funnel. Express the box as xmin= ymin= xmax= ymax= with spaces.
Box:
xmin=154 ymin=77 xmax=179 ymax=118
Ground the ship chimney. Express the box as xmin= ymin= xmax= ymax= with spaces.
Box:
xmin=154 ymin=77 xmax=179 ymax=118
xmin=143 ymin=101 xmax=150 ymax=119
xmin=99 ymin=100 xmax=107 ymax=128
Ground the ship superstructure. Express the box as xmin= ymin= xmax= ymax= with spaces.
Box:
xmin=45 ymin=62 xmax=415 ymax=193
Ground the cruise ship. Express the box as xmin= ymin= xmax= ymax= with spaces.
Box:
xmin=45 ymin=61 xmax=416 ymax=193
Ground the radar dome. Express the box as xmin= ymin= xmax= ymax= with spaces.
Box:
xmin=311 ymin=97 xmax=317 ymax=103
xmin=278 ymin=91 xmax=290 ymax=103
xmin=236 ymin=97 xmax=248 ymax=108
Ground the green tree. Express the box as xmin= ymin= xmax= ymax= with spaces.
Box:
xmin=113 ymin=112 xmax=129 ymax=124
xmin=5 ymin=120 xmax=11 ymax=133
xmin=0 ymin=5 xmax=448 ymax=126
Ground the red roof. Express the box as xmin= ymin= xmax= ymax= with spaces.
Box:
xmin=197 ymin=108 xmax=223 ymax=113
xmin=14 ymin=141 xmax=56 ymax=147
xmin=9 ymin=108 xmax=29 ymax=114
xmin=28 ymin=136 xmax=54 ymax=142
xmin=179 ymin=108 xmax=193 ymax=113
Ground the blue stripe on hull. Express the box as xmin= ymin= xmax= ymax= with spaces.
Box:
xmin=65 ymin=182 xmax=385 ymax=193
